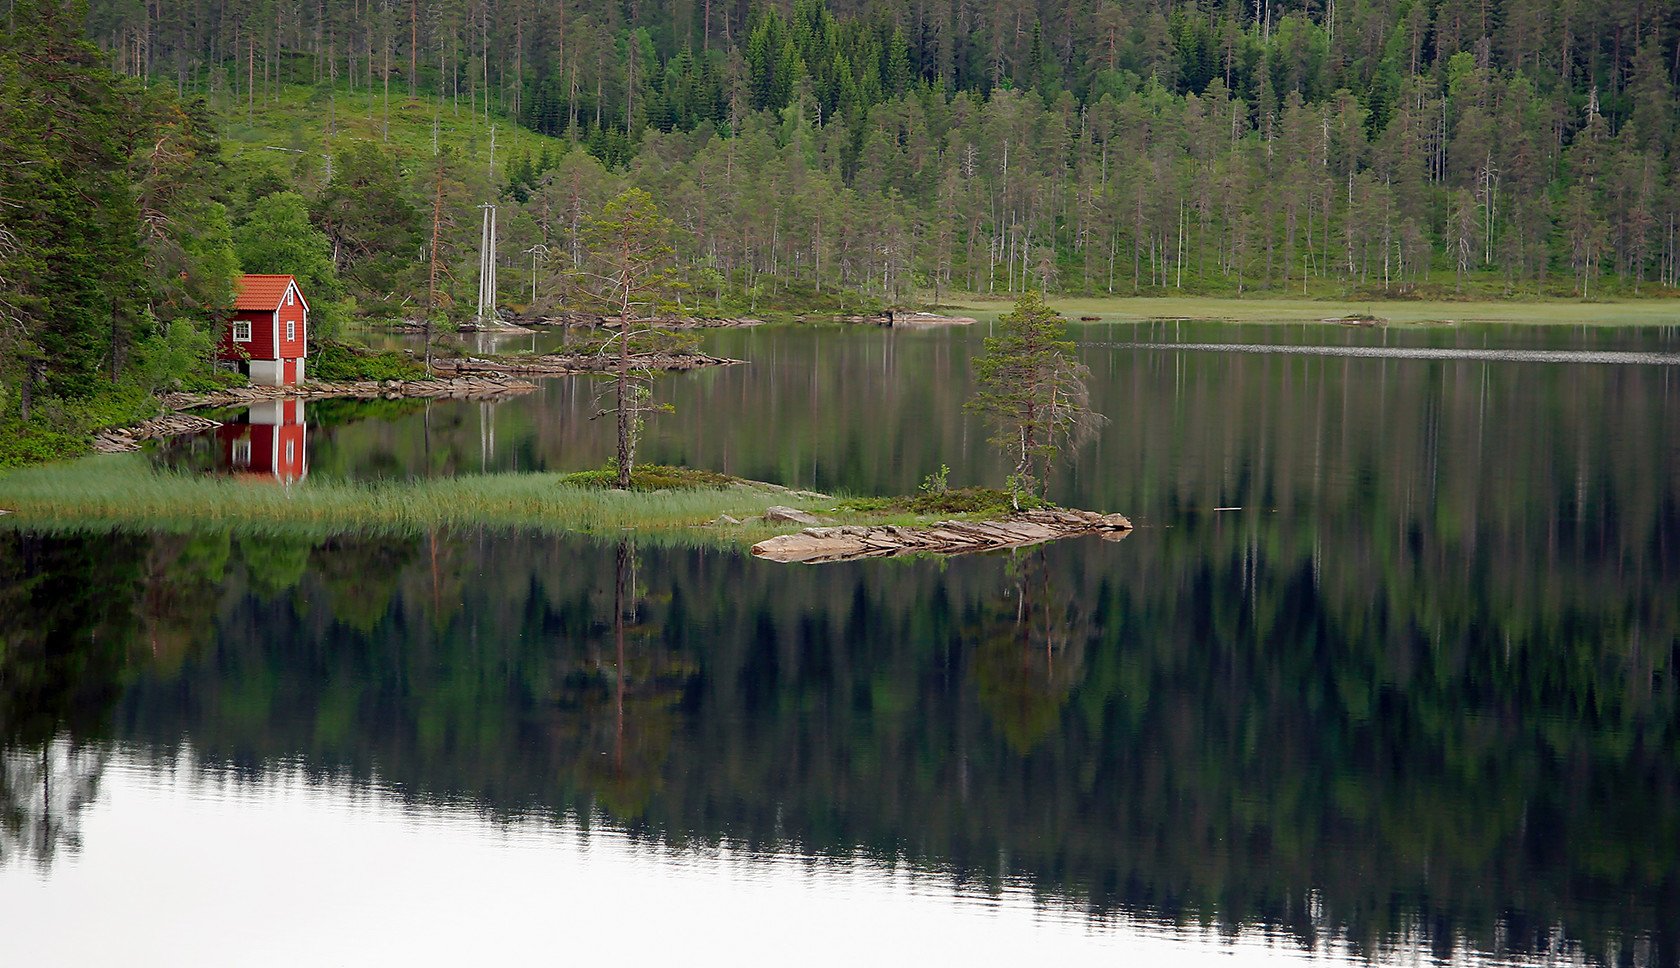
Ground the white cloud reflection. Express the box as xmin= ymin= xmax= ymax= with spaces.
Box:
xmin=0 ymin=745 xmax=1593 ymax=968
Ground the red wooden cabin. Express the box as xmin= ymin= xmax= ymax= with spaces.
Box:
xmin=219 ymin=274 xmax=310 ymax=386
xmin=218 ymin=399 xmax=308 ymax=484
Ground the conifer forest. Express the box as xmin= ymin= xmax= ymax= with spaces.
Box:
xmin=4 ymin=0 xmax=1680 ymax=444
xmin=78 ymin=0 xmax=1680 ymax=297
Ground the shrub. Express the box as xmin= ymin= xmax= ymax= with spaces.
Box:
xmin=557 ymin=463 xmax=747 ymax=491
xmin=0 ymin=421 xmax=89 ymax=468
xmin=308 ymin=339 xmax=428 ymax=382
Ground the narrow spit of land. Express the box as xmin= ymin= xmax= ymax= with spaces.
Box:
xmin=0 ymin=460 xmax=1132 ymax=559
xmin=950 ymin=296 xmax=1680 ymax=326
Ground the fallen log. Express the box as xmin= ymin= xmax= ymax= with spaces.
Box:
xmin=751 ymin=509 xmax=1133 ymax=563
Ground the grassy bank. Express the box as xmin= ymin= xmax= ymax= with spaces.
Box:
xmin=947 ymin=294 xmax=1680 ymax=326
xmin=0 ymin=455 xmax=809 ymax=542
xmin=0 ymin=456 xmax=1089 ymax=548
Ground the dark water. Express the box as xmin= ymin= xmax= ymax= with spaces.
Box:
xmin=4 ymin=319 xmax=1680 ymax=965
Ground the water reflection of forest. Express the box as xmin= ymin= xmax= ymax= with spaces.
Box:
xmin=3 ymin=517 xmax=1674 ymax=964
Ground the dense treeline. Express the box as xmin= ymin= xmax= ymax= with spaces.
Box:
xmin=0 ymin=0 xmax=241 ymax=456
xmin=72 ymin=0 xmax=1680 ymax=305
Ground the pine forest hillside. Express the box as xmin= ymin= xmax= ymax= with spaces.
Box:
xmin=4 ymin=0 xmax=1680 ymax=462
xmin=77 ymin=0 xmax=1680 ymax=303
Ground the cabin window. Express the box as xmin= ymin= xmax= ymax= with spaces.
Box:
xmin=287 ymin=291 xmax=294 ymax=307
xmin=287 ymin=319 xmax=295 ymax=340
xmin=233 ymin=320 xmax=252 ymax=342
xmin=232 ymin=437 xmax=251 ymax=465
xmin=286 ymin=440 xmax=295 ymax=464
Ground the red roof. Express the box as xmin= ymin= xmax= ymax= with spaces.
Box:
xmin=234 ymin=274 xmax=308 ymax=311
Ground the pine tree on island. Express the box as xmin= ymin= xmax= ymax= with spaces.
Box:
xmin=965 ymin=291 xmax=1105 ymax=507
xmin=580 ymin=189 xmax=694 ymax=490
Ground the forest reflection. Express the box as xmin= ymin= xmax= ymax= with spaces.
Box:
xmin=1 ymin=514 xmax=1674 ymax=965
xmin=6 ymin=323 xmax=1679 ymax=964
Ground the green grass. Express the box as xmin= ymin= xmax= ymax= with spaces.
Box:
xmin=835 ymin=486 xmax=1049 ymax=518
xmin=0 ymin=455 xmax=813 ymax=542
xmin=216 ymin=79 xmax=568 ymax=179
xmin=0 ymin=456 xmax=1085 ymax=548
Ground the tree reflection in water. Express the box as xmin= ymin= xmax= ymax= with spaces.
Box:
xmin=971 ymin=549 xmax=1090 ymax=754
xmin=0 ymin=738 xmax=105 ymax=869
xmin=561 ymin=539 xmax=692 ymax=820
xmin=0 ymin=522 xmax=1673 ymax=965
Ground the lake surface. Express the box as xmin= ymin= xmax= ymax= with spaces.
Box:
xmin=3 ymin=318 xmax=1678 ymax=965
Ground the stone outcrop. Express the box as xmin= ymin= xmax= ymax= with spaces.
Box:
xmin=751 ymin=509 xmax=1133 ymax=563
xmin=93 ymin=413 xmax=225 ymax=452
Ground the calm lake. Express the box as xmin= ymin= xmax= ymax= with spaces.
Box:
xmin=3 ymin=316 xmax=1678 ymax=966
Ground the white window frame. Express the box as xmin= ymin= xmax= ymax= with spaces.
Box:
xmin=287 ymin=290 xmax=295 ymax=307
xmin=232 ymin=320 xmax=252 ymax=342
xmin=232 ymin=437 xmax=252 ymax=465
xmin=287 ymin=319 xmax=296 ymax=340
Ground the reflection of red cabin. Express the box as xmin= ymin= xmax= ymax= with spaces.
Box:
xmin=219 ymin=274 xmax=309 ymax=386
xmin=219 ymin=400 xmax=308 ymax=483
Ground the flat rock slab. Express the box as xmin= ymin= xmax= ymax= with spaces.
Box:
xmin=752 ymin=509 xmax=1132 ymax=563
xmin=763 ymin=505 xmax=823 ymax=525
xmin=892 ymin=312 xmax=978 ymax=326
xmin=94 ymin=413 xmax=224 ymax=452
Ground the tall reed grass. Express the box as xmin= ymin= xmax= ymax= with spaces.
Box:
xmin=0 ymin=455 xmax=801 ymax=542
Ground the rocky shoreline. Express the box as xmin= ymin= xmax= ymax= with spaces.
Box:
xmin=432 ymin=351 xmax=743 ymax=376
xmin=93 ymin=413 xmax=227 ymax=453
xmin=87 ymin=376 xmax=543 ymax=450
xmin=529 ymin=311 xmax=764 ymax=329
xmin=92 ymin=348 xmax=746 ymax=452
xmin=751 ymin=508 xmax=1133 ymax=563
xmin=157 ymin=375 xmax=541 ymax=411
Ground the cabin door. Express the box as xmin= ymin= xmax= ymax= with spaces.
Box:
xmin=283 ymin=359 xmax=297 ymax=385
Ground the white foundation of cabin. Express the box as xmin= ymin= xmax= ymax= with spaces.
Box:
xmin=247 ymin=359 xmax=304 ymax=387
